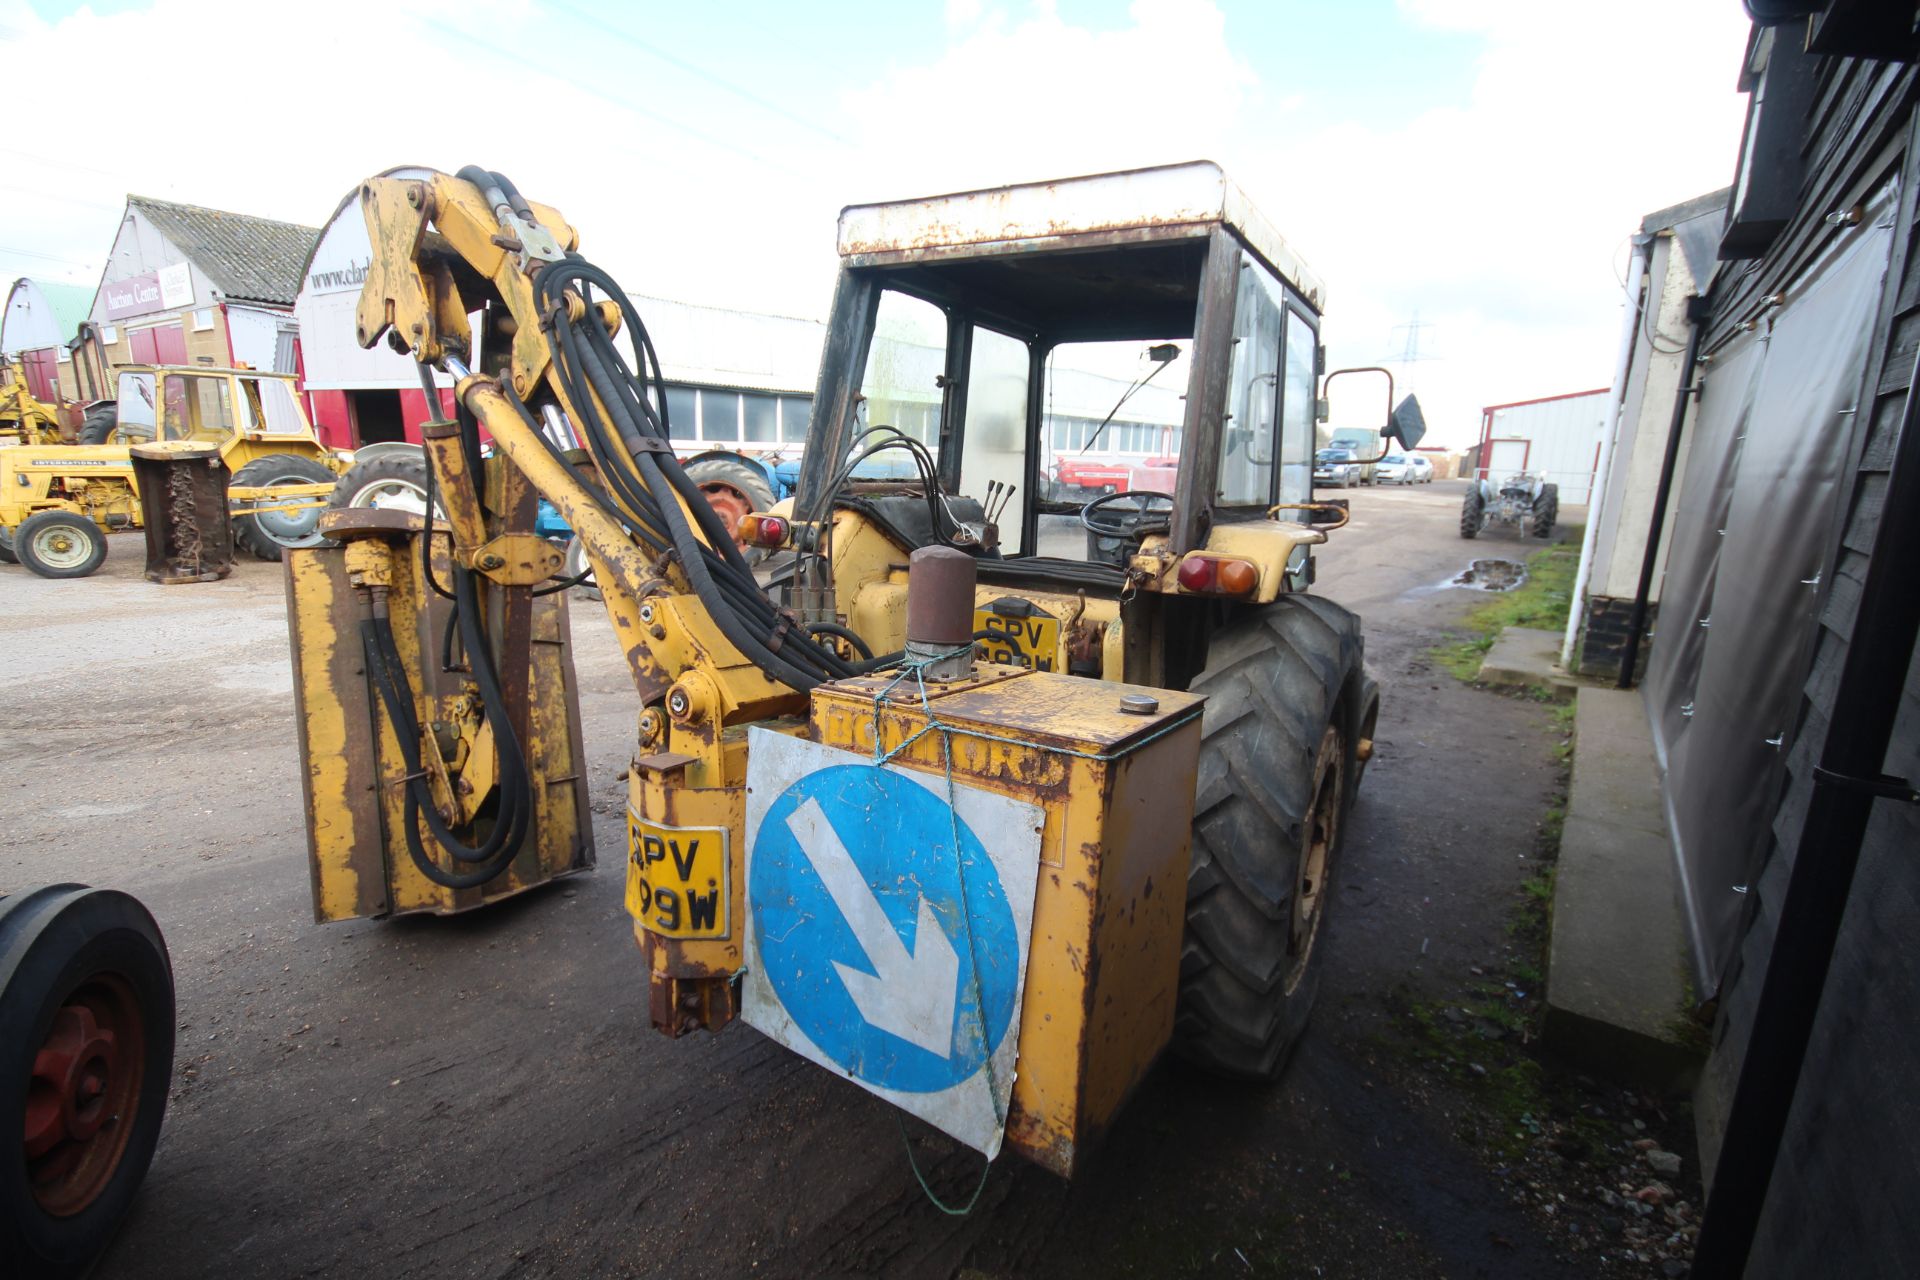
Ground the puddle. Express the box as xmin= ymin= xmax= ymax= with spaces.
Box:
xmin=1450 ymin=558 xmax=1528 ymax=592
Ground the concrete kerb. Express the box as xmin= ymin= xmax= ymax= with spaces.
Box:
xmin=1542 ymin=687 xmax=1701 ymax=1090
xmin=1477 ymin=626 xmax=1581 ymax=701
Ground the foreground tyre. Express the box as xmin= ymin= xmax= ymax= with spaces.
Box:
xmin=1174 ymin=596 xmax=1364 ymax=1081
xmin=1459 ymin=486 xmax=1484 ymax=539
xmin=16 ymin=512 xmax=106 ymax=579
xmin=1 ymin=886 xmax=174 ymax=1280
xmin=231 ymin=454 xmax=337 ymax=561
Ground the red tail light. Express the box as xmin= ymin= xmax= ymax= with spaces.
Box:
xmin=1176 ymin=555 xmax=1258 ymax=596
xmin=739 ymin=514 xmax=789 ymax=547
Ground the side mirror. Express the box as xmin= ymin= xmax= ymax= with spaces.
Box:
xmin=1319 ymin=366 xmax=1397 ymax=462
xmin=1389 ymin=395 xmax=1427 ymax=450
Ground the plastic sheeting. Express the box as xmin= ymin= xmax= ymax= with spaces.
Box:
xmin=1644 ymin=217 xmax=1890 ymax=987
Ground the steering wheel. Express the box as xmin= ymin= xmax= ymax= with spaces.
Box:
xmin=1079 ymin=489 xmax=1175 ymax=541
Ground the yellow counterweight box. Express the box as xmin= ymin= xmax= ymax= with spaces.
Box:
xmin=794 ymin=665 xmax=1203 ymax=1177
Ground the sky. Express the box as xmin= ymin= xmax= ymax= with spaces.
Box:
xmin=0 ymin=0 xmax=1754 ymax=446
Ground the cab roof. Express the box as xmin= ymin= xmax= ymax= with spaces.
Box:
xmin=119 ymin=365 xmax=295 ymax=379
xmin=836 ymin=160 xmax=1325 ymax=314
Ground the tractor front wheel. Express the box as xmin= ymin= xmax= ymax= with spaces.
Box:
xmin=1174 ymin=596 xmax=1368 ymax=1082
xmin=16 ymin=512 xmax=106 ymax=579
xmin=0 ymin=886 xmax=174 ymax=1279
xmin=0 ymin=525 xmax=17 ymax=565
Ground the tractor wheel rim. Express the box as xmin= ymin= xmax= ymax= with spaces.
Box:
xmin=253 ymin=472 xmax=328 ymax=545
xmin=697 ymin=482 xmax=756 ymax=545
xmin=1285 ymin=723 xmax=1344 ymax=995
xmin=25 ymin=973 xmax=146 ymax=1217
xmin=351 ymin=477 xmax=431 ymax=516
xmin=31 ymin=526 xmax=92 ymax=570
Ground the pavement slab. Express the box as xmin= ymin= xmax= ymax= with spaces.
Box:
xmin=1544 ymin=687 xmax=1700 ymax=1087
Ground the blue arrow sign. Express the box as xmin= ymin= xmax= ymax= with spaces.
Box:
xmin=749 ymin=761 xmax=1022 ymax=1094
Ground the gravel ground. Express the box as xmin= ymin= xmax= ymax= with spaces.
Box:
xmin=0 ymin=479 xmax=1696 ymax=1278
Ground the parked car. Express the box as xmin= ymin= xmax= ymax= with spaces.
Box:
xmin=1326 ymin=426 xmax=1385 ymax=484
xmin=1314 ymin=446 xmax=1363 ymax=488
xmin=1377 ymin=451 xmax=1435 ymax=484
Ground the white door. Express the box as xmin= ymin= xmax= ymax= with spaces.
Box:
xmin=1487 ymin=439 xmax=1529 ymax=479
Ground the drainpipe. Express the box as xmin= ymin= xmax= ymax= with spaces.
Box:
xmin=1561 ymin=234 xmax=1651 ymax=670
xmin=1615 ymin=295 xmax=1707 ymax=689
xmin=1690 ymin=343 xmax=1920 ymax=1279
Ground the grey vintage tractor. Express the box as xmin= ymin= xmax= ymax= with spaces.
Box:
xmin=1460 ymin=470 xmax=1558 ymax=539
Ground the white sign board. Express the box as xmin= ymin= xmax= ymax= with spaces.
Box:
xmin=743 ymin=729 xmax=1042 ymax=1158
xmin=158 ymin=261 xmax=194 ymax=310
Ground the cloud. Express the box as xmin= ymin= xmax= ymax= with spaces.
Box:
xmin=842 ymin=0 xmax=1256 ymax=195
xmin=1247 ymin=1 xmax=1751 ymax=442
xmin=2 ymin=0 xmax=1751 ymax=450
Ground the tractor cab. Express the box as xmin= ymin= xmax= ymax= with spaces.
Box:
xmin=788 ymin=162 xmax=1418 ymax=617
xmin=112 ymin=365 xmax=317 ymax=449
xmin=780 ymin=161 xmax=1420 ymax=684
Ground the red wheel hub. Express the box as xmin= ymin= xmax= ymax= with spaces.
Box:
xmin=698 ymin=482 xmax=755 ymax=546
xmin=24 ymin=977 xmax=146 ymax=1216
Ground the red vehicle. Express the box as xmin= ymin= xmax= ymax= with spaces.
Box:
xmin=1050 ymin=456 xmax=1132 ymax=498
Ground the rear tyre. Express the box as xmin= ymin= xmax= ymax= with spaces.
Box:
xmin=1460 ymin=486 xmax=1484 ymax=539
xmin=231 ymin=454 xmax=336 ymax=561
xmin=1529 ymin=483 xmax=1559 ymax=538
xmin=0 ymin=885 xmax=174 ymax=1280
xmin=327 ymin=450 xmax=438 ymax=518
xmin=1174 ymin=596 xmax=1364 ymax=1081
xmin=16 ymin=512 xmax=106 ymax=579
xmin=77 ymin=405 xmax=118 ymax=446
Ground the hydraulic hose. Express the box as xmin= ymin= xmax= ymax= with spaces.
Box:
xmin=361 ymin=565 xmax=532 ymax=889
xmin=503 ymin=229 xmax=857 ymax=689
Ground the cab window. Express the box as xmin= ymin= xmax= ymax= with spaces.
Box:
xmin=957 ymin=325 xmax=1030 ymax=553
xmin=1038 ymin=339 xmax=1187 ymax=560
xmin=116 ymin=372 xmax=157 ymax=435
xmin=1279 ymin=307 xmax=1317 ymax=507
xmin=163 ymin=375 xmax=237 ymax=443
xmin=859 ymin=289 xmax=945 ymax=449
xmin=239 ymin=377 xmax=306 ymax=434
xmin=1218 ymin=254 xmax=1285 ymax=506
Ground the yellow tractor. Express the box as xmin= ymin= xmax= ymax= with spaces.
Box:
xmin=7 ymin=158 xmax=1434 ymax=1278
xmin=0 ymin=360 xmax=67 ymax=446
xmin=278 ymin=162 xmax=1423 ymax=1183
xmin=0 ymin=365 xmax=344 ymax=577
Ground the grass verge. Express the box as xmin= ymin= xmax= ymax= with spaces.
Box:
xmin=1432 ymin=534 xmax=1581 ymax=681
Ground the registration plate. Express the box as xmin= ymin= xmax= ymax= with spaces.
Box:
xmin=625 ymin=813 xmax=730 ymax=939
xmin=973 ymin=607 xmax=1060 ymax=672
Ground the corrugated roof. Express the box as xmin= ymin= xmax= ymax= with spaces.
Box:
xmin=3 ymin=278 xmax=93 ymax=352
xmin=128 ymin=195 xmax=319 ymax=306
xmin=34 ymin=281 xmax=94 ymax=337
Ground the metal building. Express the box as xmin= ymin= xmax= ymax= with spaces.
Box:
xmin=89 ymin=196 xmax=315 ymax=375
xmin=2 ymin=278 xmax=93 ymax=402
xmin=1473 ymin=387 xmax=1609 ymax=502
xmin=295 ymin=170 xmax=824 ymax=452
